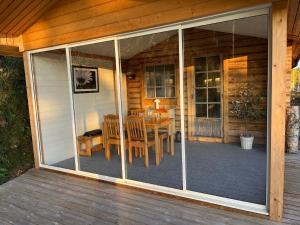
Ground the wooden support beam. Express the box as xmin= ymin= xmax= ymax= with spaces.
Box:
xmin=0 ymin=45 xmax=21 ymax=57
xmin=23 ymin=52 xmax=40 ymax=168
xmin=269 ymin=0 xmax=288 ymax=221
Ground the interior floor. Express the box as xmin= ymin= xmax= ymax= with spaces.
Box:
xmin=53 ymin=141 xmax=267 ymax=205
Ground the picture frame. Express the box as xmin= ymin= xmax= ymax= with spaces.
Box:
xmin=72 ymin=66 xmax=99 ymax=93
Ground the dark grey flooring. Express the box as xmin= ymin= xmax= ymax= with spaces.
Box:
xmin=53 ymin=141 xmax=267 ymax=205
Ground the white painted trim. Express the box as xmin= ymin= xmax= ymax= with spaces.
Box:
xmin=27 ymin=52 xmax=42 ymax=166
xmin=178 ymin=27 xmax=187 ymax=191
xmin=39 ymin=164 xmax=122 ymax=183
xmin=114 ymin=38 xmax=126 ymax=181
xmin=66 ymin=48 xmax=80 ymax=171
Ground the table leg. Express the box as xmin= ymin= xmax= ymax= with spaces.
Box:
xmin=155 ymin=127 xmax=160 ymax=166
xmin=86 ymin=139 xmax=92 ymax=157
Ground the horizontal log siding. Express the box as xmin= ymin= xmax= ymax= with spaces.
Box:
xmin=125 ymin=28 xmax=270 ymax=143
xmin=20 ymin=0 xmax=275 ymax=51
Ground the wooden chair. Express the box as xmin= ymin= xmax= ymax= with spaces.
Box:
xmin=130 ymin=109 xmax=146 ymax=117
xmin=126 ymin=115 xmax=156 ymax=167
xmin=103 ymin=114 xmax=125 ymax=160
xmin=153 ymin=109 xmax=172 ymax=158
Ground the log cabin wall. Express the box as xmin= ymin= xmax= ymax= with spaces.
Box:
xmin=20 ymin=0 xmax=276 ymax=51
xmin=124 ymin=28 xmax=270 ymax=144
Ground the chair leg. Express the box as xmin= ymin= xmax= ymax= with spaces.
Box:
xmin=144 ymin=146 xmax=149 ymax=167
xmin=160 ymin=136 xmax=163 ymax=160
xmin=135 ymin=147 xmax=138 ymax=158
xmin=117 ymin=145 xmax=120 ymax=156
xmin=128 ymin=145 xmax=133 ymax=164
xmin=167 ymin=135 xmax=170 ymax=154
xmin=86 ymin=139 xmax=92 ymax=157
xmin=105 ymin=143 xmax=111 ymax=160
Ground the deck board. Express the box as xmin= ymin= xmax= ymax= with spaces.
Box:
xmin=283 ymin=153 xmax=300 ymax=225
xmin=0 ymin=153 xmax=299 ymax=224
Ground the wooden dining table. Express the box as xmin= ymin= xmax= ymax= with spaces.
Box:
xmin=145 ymin=117 xmax=174 ymax=166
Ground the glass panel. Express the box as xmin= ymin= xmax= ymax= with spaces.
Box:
xmin=166 ymin=86 xmax=175 ymax=97
xmin=195 ymin=57 xmax=207 ymax=71
xmin=208 ymin=104 xmax=221 ymax=118
xmin=196 ymin=104 xmax=207 ymax=117
xmin=207 ymin=56 xmax=220 ymax=71
xmin=156 ymin=87 xmax=165 ymax=97
xmin=208 ymin=72 xmax=221 ymax=87
xmin=32 ymin=49 xmax=76 ymax=170
xmin=208 ymin=88 xmax=220 ymax=102
xmin=195 ymin=72 xmax=206 ymax=87
xmin=196 ymin=89 xmax=207 ymax=102
xmin=119 ymin=29 xmax=182 ymax=190
xmin=70 ymin=41 xmax=122 ymax=178
xmin=146 ymin=75 xmax=155 ymax=87
xmin=184 ymin=14 xmax=269 ymax=205
xmin=147 ymin=87 xmax=155 ymax=98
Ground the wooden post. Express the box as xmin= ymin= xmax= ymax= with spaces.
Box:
xmin=269 ymin=0 xmax=288 ymax=221
xmin=23 ymin=52 xmax=40 ymax=168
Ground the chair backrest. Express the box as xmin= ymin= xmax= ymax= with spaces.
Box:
xmin=104 ymin=114 xmax=120 ymax=139
xmin=126 ymin=115 xmax=147 ymax=142
xmin=130 ymin=109 xmax=146 ymax=117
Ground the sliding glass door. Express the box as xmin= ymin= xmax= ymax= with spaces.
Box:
xmin=118 ymin=30 xmax=183 ymax=189
xmin=183 ymin=15 xmax=269 ymax=205
xmin=30 ymin=7 xmax=270 ymax=210
xmin=32 ymin=49 xmax=76 ymax=170
xmin=70 ymin=41 xmax=123 ymax=178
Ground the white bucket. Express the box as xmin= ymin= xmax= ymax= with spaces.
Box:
xmin=240 ymin=136 xmax=254 ymax=150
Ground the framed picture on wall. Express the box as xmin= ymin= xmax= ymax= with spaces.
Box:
xmin=72 ymin=66 xmax=99 ymax=93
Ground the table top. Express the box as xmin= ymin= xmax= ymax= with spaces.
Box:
xmin=145 ymin=117 xmax=172 ymax=128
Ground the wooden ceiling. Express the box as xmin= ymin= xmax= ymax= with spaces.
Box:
xmin=0 ymin=0 xmax=299 ymax=58
xmin=288 ymin=0 xmax=300 ymax=64
xmin=0 ymin=0 xmax=58 ymax=42
xmin=288 ymin=0 xmax=300 ymax=40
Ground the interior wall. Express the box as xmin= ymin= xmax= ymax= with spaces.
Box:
xmin=125 ymin=28 xmax=269 ymax=144
xmin=72 ymin=55 xmax=116 ymax=136
xmin=32 ymin=52 xmax=74 ymax=165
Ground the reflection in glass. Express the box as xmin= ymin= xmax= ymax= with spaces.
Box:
xmin=196 ymin=89 xmax=207 ymax=102
xmin=196 ymin=104 xmax=207 ymax=117
xmin=208 ymin=104 xmax=221 ymax=118
xmin=208 ymin=88 xmax=220 ymax=102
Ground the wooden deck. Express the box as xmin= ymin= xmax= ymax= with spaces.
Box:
xmin=283 ymin=153 xmax=300 ymax=224
xmin=0 ymin=153 xmax=299 ymax=225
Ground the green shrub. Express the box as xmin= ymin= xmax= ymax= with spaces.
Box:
xmin=0 ymin=56 xmax=33 ymax=184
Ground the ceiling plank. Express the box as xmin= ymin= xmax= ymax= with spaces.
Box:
xmin=0 ymin=0 xmax=14 ymax=16
xmin=288 ymin=0 xmax=299 ymax=34
xmin=0 ymin=0 xmax=33 ymax=34
xmin=292 ymin=2 xmax=300 ymax=36
xmin=9 ymin=0 xmax=59 ymax=35
xmin=0 ymin=0 xmax=24 ymax=30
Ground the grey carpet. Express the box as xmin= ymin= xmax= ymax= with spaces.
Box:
xmin=53 ymin=141 xmax=267 ymax=205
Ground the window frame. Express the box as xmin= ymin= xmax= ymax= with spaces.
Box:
xmin=194 ymin=55 xmax=222 ymax=119
xmin=144 ymin=63 xmax=176 ymax=99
